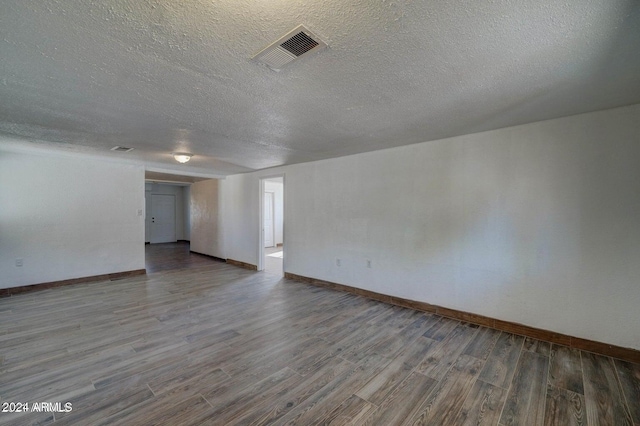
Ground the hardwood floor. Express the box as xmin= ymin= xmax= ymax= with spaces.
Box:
xmin=145 ymin=241 xmax=221 ymax=273
xmin=1 ymin=243 xmax=638 ymax=425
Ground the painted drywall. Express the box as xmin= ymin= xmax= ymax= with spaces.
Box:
xmin=221 ymin=103 xmax=640 ymax=350
xmin=221 ymin=173 xmax=256 ymax=263
xmin=0 ymin=150 xmax=145 ymax=288
xmin=265 ymin=179 xmax=284 ymax=246
xmin=144 ymin=183 xmax=187 ymax=242
xmin=183 ymin=185 xmax=191 ymax=241
xmin=190 ymin=179 xmax=223 ymax=258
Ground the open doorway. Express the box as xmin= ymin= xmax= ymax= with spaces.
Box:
xmin=145 ymin=182 xmax=190 ymax=244
xmin=259 ymin=176 xmax=284 ymax=276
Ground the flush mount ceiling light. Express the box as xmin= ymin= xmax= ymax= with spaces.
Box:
xmin=252 ymin=25 xmax=327 ymax=71
xmin=173 ymin=152 xmax=193 ymax=163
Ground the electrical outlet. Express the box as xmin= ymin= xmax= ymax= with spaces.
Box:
xmin=366 ymin=259 xmax=372 ymax=268
xmin=336 ymin=258 xmax=341 ymax=267
xmin=15 ymin=258 xmax=23 ymax=267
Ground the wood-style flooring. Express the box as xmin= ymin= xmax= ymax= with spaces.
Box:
xmin=145 ymin=242 xmax=220 ymax=273
xmin=1 ymin=243 xmax=639 ymax=425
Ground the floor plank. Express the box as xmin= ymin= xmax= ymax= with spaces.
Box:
xmin=422 ymin=317 xmax=460 ymax=341
xmin=204 ymin=367 xmax=304 ymax=424
xmin=544 ymin=384 xmax=586 ymax=426
xmin=355 ymin=336 xmax=436 ymax=405
xmin=524 ymin=337 xmax=551 ymax=357
xmin=416 ymin=323 xmax=479 ymax=380
xmin=241 ymin=357 xmax=353 ymax=425
xmin=358 ymin=372 xmax=438 ymax=426
xmin=409 ymin=354 xmax=484 ymax=425
xmin=454 ymin=379 xmax=507 ymax=426
xmin=463 ymin=327 xmax=502 ymax=361
xmin=478 ymin=332 xmax=524 ymax=389
xmin=275 ymin=354 xmax=392 ymax=426
xmin=582 ymin=352 xmax=633 ymax=426
xmin=614 ymin=359 xmax=640 ymax=425
xmin=314 ymin=395 xmax=377 ymax=426
xmin=359 ymin=313 xmax=440 ymax=360
xmin=499 ymin=350 xmax=549 ymax=426
xmin=548 ymin=344 xmax=584 ymax=395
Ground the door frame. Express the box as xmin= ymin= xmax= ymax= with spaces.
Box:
xmin=258 ymin=174 xmax=285 ymax=272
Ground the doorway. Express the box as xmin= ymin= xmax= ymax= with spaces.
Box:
xmin=150 ymin=194 xmax=176 ymax=243
xmin=259 ymin=176 xmax=284 ymax=276
xmin=264 ymin=192 xmax=275 ymax=248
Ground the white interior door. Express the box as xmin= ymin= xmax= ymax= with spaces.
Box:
xmin=264 ymin=192 xmax=274 ymax=248
xmin=150 ymin=194 xmax=176 ymax=244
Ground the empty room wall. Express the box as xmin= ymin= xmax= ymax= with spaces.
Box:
xmin=0 ymin=149 xmax=145 ymax=288
xmin=190 ymin=179 xmax=223 ymax=258
xmin=222 ymin=103 xmax=640 ymax=350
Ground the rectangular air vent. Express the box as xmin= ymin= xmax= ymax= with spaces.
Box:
xmin=252 ymin=25 xmax=327 ymax=71
xmin=110 ymin=146 xmax=134 ymax=152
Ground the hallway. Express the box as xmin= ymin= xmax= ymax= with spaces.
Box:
xmin=264 ymin=245 xmax=283 ymax=276
xmin=145 ymin=242 xmax=223 ymax=273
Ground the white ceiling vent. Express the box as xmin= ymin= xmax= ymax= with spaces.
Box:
xmin=252 ymin=25 xmax=327 ymax=70
xmin=110 ymin=146 xmax=134 ymax=152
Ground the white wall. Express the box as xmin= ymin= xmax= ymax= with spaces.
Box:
xmin=0 ymin=150 xmax=145 ymax=288
xmin=190 ymin=179 xmax=224 ymax=258
xmin=265 ymin=179 xmax=284 ymax=245
xmin=221 ymin=173 xmax=257 ymax=263
xmin=183 ymin=185 xmax=191 ymax=240
xmin=145 ymin=183 xmax=188 ymax=242
xmin=221 ymin=104 xmax=640 ymax=350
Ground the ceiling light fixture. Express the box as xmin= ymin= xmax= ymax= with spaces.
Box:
xmin=173 ymin=152 xmax=193 ymax=163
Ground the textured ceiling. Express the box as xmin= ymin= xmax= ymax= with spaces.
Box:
xmin=1 ymin=0 xmax=639 ymax=177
